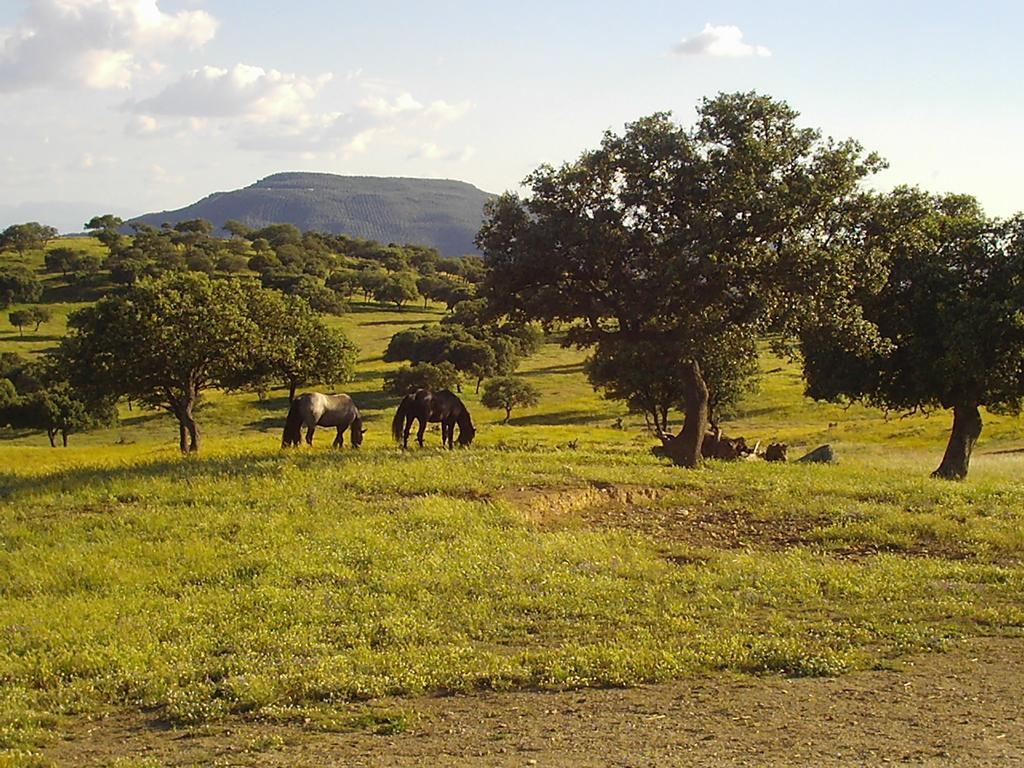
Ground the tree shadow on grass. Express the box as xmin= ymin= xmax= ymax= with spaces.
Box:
xmin=0 ymin=333 xmax=64 ymax=344
xmin=522 ymin=362 xmax=585 ymax=376
xmin=507 ymin=409 xmax=605 ymax=427
xmin=0 ymin=449 xmax=367 ymax=502
xmin=40 ymin=281 xmax=117 ymax=304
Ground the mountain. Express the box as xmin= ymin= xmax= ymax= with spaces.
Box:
xmin=127 ymin=173 xmax=496 ymax=256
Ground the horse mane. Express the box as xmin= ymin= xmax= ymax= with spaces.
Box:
xmin=282 ymin=398 xmax=305 ymax=447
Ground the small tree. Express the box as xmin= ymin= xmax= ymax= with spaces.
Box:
xmin=8 ymin=309 xmax=30 ymax=337
xmin=0 ymin=267 xmax=42 ymax=308
xmin=374 ymin=272 xmax=421 ymax=308
xmin=481 ymin=376 xmax=540 ymax=423
xmin=27 ymin=306 xmax=50 ymax=331
xmin=72 ymin=253 xmax=102 ymax=280
xmin=45 ymin=246 xmax=82 ymax=276
xmin=8 ymin=383 xmax=116 ymax=447
xmin=223 ymin=220 xmax=253 ymax=239
xmin=223 ymin=293 xmax=358 ymax=402
xmin=84 ymin=215 xmax=124 ymax=252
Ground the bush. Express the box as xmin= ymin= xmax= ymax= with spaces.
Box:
xmin=383 ymin=362 xmax=460 ymax=395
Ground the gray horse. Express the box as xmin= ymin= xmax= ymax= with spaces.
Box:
xmin=282 ymin=392 xmax=366 ymax=448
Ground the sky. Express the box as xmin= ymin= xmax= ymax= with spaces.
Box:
xmin=1 ymin=0 xmax=1023 ymax=232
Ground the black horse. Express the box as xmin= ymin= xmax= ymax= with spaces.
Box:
xmin=391 ymin=389 xmax=476 ymax=449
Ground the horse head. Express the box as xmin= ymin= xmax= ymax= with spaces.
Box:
xmin=352 ymin=421 xmax=367 ymax=447
xmin=457 ymin=422 xmax=476 ymax=446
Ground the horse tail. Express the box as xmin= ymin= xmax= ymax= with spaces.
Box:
xmin=282 ymin=398 xmax=304 ymax=447
xmin=392 ymin=396 xmax=412 ymax=443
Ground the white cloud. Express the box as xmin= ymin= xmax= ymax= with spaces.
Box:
xmin=128 ymin=66 xmax=474 ymax=157
xmin=150 ymin=163 xmax=183 ymax=185
xmin=409 ymin=143 xmax=477 ymax=163
xmin=424 ymin=99 xmax=473 ymax=123
xmin=672 ymin=24 xmax=771 ymax=58
xmin=0 ymin=0 xmax=217 ymax=92
xmin=127 ymin=114 xmax=159 ymax=136
xmin=361 ymin=93 xmax=472 ymax=124
xmin=127 ymin=64 xmax=332 ymax=120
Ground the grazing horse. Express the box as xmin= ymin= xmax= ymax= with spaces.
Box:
xmin=391 ymin=389 xmax=475 ymax=449
xmin=282 ymin=392 xmax=366 ymax=448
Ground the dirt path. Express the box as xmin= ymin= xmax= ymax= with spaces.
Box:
xmin=47 ymin=637 xmax=1024 ymax=767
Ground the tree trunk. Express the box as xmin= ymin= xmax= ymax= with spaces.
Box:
xmin=61 ymin=431 xmax=68 ymax=447
xmin=504 ymin=406 xmax=511 ymax=424
xmin=47 ymin=429 xmax=56 ymax=448
xmin=289 ymin=381 xmax=298 ymax=403
xmin=932 ymin=403 xmax=982 ymax=480
xmin=175 ymin=398 xmax=201 ymax=454
xmin=184 ymin=403 xmax=200 ymax=454
xmin=659 ymin=361 xmax=709 ymax=469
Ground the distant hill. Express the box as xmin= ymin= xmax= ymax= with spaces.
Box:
xmin=127 ymin=173 xmax=495 ymax=256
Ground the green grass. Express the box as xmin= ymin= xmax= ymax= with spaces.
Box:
xmin=0 ymin=240 xmax=1022 ymax=762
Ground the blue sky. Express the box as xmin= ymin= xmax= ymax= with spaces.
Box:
xmin=1 ymin=1 xmax=1022 ymax=231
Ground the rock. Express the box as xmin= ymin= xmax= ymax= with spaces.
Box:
xmin=797 ymin=444 xmax=836 ymax=464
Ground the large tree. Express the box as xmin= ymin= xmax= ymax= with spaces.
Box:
xmin=0 ymin=222 xmax=58 ymax=255
xmin=478 ymin=92 xmax=882 ymax=466
xmin=62 ymin=272 xmax=307 ymax=453
xmin=800 ymin=188 xmax=1024 ymax=480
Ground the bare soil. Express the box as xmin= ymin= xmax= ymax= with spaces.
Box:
xmin=46 ymin=637 xmax=1024 ymax=767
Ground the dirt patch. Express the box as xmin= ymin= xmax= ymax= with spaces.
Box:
xmin=45 ymin=636 xmax=1024 ymax=767
xmin=501 ymin=483 xmax=668 ymax=528
xmin=500 ymin=483 xmax=988 ymax=562
xmin=502 ymin=483 xmax=821 ymax=554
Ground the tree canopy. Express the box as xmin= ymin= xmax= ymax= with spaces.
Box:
xmin=478 ymin=91 xmax=883 ymax=465
xmin=800 ymin=187 xmax=1024 ymax=479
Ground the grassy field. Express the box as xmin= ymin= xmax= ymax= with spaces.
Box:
xmin=0 ymin=240 xmax=1023 ymax=764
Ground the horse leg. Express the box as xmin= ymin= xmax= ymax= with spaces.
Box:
xmin=306 ymin=425 xmax=315 ymax=446
xmin=402 ymin=415 xmax=412 ymax=449
xmin=443 ymin=419 xmax=453 ymax=449
xmin=334 ymin=426 xmax=344 ymax=448
xmin=416 ymin=418 xmax=427 ymax=448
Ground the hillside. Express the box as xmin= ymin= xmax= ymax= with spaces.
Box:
xmin=128 ymin=173 xmax=495 ymax=256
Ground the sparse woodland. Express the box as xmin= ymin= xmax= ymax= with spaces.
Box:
xmin=0 ymin=93 xmax=1022 ymax=763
